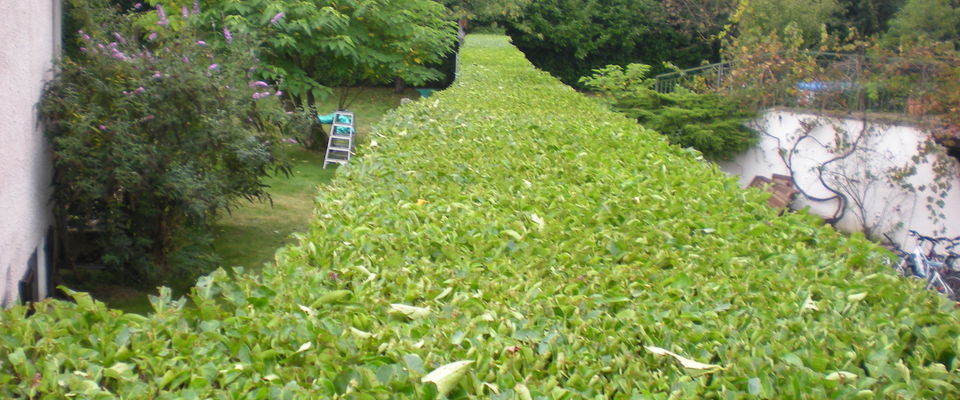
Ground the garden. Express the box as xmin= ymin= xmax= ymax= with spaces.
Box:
xmin=7 ymin=0 xmax=960 ymax=397
xmin=4 ymin=32 xmax=960 ymax=398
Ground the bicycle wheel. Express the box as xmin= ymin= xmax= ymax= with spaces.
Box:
xmin=942 ymin=270 xmax=960 ymax=301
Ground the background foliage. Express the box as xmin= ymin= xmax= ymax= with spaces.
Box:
xmin=580 ymin=64 xmax=758 ymax=160
xmin=198 ymin=0 xmax=457 ymax=110
xmin=504 ymin=0 xmax=716 ymax=86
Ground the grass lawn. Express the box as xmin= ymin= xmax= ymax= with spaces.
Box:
xmin=77 ymin=87 xmax=424 ymax=314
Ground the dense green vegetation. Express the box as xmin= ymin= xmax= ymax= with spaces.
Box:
xmin=43 ymin=1 xmax=289 ymax=282
xmin=580 ymin=64 xmax=757 ymax=160
xmin=502 ymin=0 xmax=960 ymax=88
xmin=8 ymin=34 xmax=960 ymax=398
xmin=504 ymin=0 xmax=716 ymax=85
xmin=45 ymin=0 xmax=459 ymax=285
xmin=70 ymin=88 xmax=417 ymax=314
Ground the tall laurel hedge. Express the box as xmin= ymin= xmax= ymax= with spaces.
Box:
xmin=2 ymin=35 xmax=959 ymax=398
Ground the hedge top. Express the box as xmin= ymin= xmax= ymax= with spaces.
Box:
xmin=2 ymin=34 xmax=959 ymax=399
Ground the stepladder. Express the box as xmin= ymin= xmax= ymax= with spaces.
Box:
xmin=321 ymin=110 xmax=355 ymax=168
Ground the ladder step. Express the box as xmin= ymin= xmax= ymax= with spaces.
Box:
xmin=328 ymin=146 xmax=352 ymax=152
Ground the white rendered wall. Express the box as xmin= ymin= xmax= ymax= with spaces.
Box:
xmin=0 ymin=0 xmax=61 ymax=306
xmin=720 ymin=110 xmax=960 ymax=249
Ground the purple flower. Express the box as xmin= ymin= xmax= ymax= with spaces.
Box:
xmin=97 ymin=43 xmax=106 ymax=50
xmin=134 ymin=3 xmax=142 ymax=9
xmin=152 ymin=71 xmax=162 ymax=78
xmin=274 ymin=90 xmax=283 ymax=96
xmin=223 ymin=27 xmax=233 ymax=43
xmin=133 ymin=86 xmax=145 ymax=94
xmin=269 ymin=12 xmax=285 ymax=24
xmin=182 ymin=6 xmax=189 ymax=18
xmin=157 ymin=5 xmax=169 ymax=26
xmin=79 ymin=47 xmax=87 ymax=52
xmin=113 ymin=32 xmax=126 ymax=44
xmin=248 ymin=81 xmax=269 ymax=88
xmin=196 ymin=40 xmax=207 ymax=46
xmin=147 ymin=32 xmax=158 ymax=41
xmin=182 ymin=56 xmax=190 ymax=63
xmin=81 ymin=33 xmax=91 ymax=41
xmin=207 ymin=63 xmax=219 ymax=70
xmin=193 ymin=0 xmax=200 ymax=15
xmin=252 ymin=91 xmax=272 ymax=100
xmin=98 ymin=125 xmax=107 ymax=131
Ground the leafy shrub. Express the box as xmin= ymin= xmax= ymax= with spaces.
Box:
xmin=41 ymin=1 xmax=289 ymax=282
xmin=5 ymin=34 xmax=960 ymax=398
xmin=581 ymin=63 xmax=758 ymax=160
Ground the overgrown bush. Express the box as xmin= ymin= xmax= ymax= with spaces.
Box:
xmin=580 ymin=63 xmax=758 ymax=159
xmin=5 ymin=34 xmax=960 ymax=398
xmin=41 ymin=0 xmax=289 ymax=283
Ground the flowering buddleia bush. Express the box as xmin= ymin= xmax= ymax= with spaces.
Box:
xmin=41 ymin=0 xmax=290 ymax=282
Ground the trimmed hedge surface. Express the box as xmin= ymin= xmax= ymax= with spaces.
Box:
xmin=3 ymin=34 xmax=960 ymax=398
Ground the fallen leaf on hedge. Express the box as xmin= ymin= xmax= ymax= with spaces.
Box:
xmin=515 ymin=383 xmax=533 ymax=400
xmin=350 ymin=327 xmax=373 ymax=339
xmin=847 ymin=292 xmax=867 ymax=302
xmin=645 ymin=346 xmax=721 ymax=370
xmin=298 ymin=304 xmax=315 ymax=317
xmin=297 ymin=342 xmax=312 ymax=353
xmin=825 ymin=371 xmax=858 ymax=381
xmin=421 ymin=360 xmax=474 ymax=396
xmin=389 ymin=304 xmax=430 ymax=319
xmin=801 ymin=296 xmax=819 ymax=312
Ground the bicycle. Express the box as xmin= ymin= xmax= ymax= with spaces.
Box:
xmin=885 ymin=230 xmax=960 ymax=300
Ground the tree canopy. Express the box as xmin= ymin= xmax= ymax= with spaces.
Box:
xmin=202 ymin=0 xmax=456 ymax=110
xmin=505 ymin=0 xmax=716 ymax=85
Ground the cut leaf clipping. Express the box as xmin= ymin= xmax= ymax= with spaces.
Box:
xmin=421 ymin=360 xmax=474 ymax=396
xmin=389 ymin=304 xmax=430 ymax=319
xmin=645 ymin=346 xmax=722 ymax=370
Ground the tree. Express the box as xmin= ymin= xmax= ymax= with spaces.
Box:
xmin=204 ymin=0 xmax=456 ymax=110
xmin=661 ymin=0 xmax=737 ymax=41
xmin=835 ymin=0 xmax=906 ymax=37
xmin=505 ymin=0 xmax=714 ymax=85
xmin=883 ymin=0 xmax=960 ymax=48
xmin=727 ymin=0 xmax=843 ymax=48
xmin=440 ymin=0 xmax=530 ymax=24
xmin=43 ymin=0 xmax=289 ymax=283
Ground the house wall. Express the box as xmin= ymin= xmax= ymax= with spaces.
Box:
xmin=719 ymin=110 xmax=960 ymax=250
xmin=0 ymin=0 xmax=62 ymax=306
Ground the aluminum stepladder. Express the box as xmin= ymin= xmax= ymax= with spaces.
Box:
xmin=322 ymin=110 xmax=355 ymax=168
